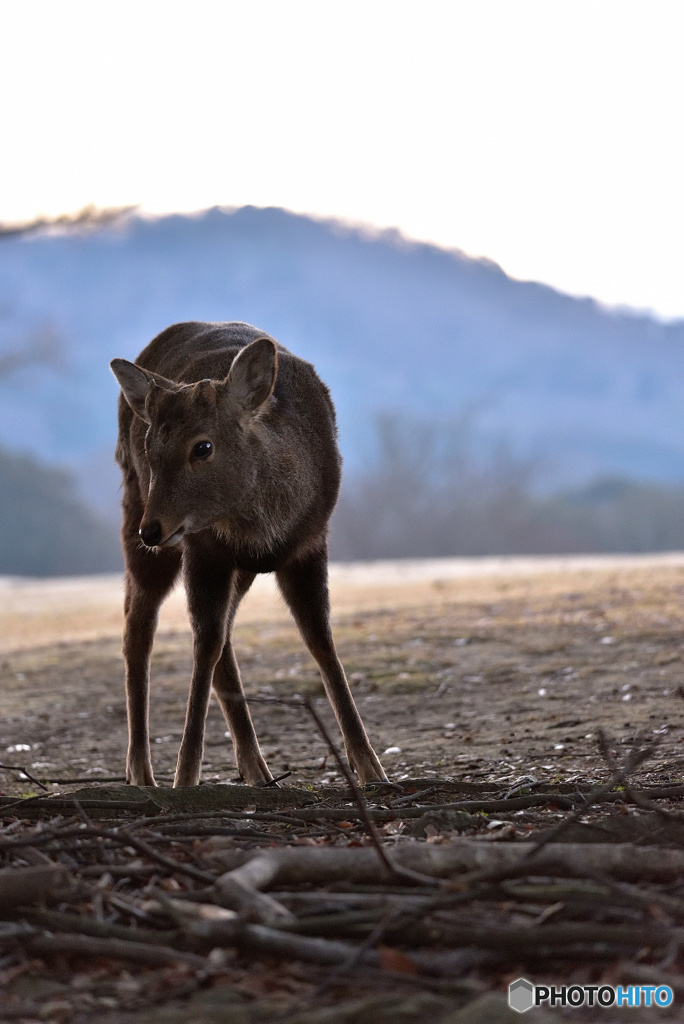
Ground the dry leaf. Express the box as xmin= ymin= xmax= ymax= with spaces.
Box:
xmin=378 ymin=945 xmax=418 ymax=974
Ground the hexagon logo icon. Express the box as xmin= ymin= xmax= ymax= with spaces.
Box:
xmin=509 ymin=978 xmax=535 ymax=1013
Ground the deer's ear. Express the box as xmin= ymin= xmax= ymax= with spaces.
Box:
xmin=227 ymin=338 xmax=278 ymax=412
xmin=110 ymin=359 xmax=177 ymax=423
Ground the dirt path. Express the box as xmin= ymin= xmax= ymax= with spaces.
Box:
xmin=1 ymin=554 xmax=683 ymax=796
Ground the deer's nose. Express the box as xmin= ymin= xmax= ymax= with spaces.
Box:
xmin=139 ymin=521 xmax=162 ymax=547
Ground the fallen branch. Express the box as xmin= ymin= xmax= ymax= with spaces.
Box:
xmin=190 ymin=915 xmax=382 ymax=967
xmin=150 ymin=823 xmax=291 ymax=842
xmin=0 ymin=795 xmax=163 ymax=815
xmin=183 ymin=913 xmax=475 ymax=975
xmin=0 ymin=924 xmax=208 ymax=969
xmin=206 ymin=841 xmax=684 ymax=925
xmin=185 ymin=914 xmax=675 ymax=969
xmin=19 ymin=907 xmax=181 ymax=947
xmin=9 ymin=783 xmax=679 ymax=831
xmin=0 ymin=864 xmax=71 ymax=912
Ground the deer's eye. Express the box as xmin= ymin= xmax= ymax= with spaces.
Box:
xmin=191 ymin=440 xmax=213 ymax=461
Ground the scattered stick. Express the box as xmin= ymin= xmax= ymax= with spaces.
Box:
xmin=296 ymin=697 xmax=444 ymax=887
xmin=301 ymin=697 xmax=398 ymax=878
xmin=261 ymin=771 xmax=293 ymax=787
xmin=71 ymin=797 xmax=94 ymax=828
xmin=0 ymin=822 xmax=99 ymax=852
xmin=11 ymin=783 xmax=679 ymax=829
xmin=93 ymin=828 xmax=218 ymax=886
xmin=2 ymin=716 xmax=684 ymax=1015
xmin=0 ymin=822 xmax=216 ymax=884
xmin=389 ymin=785 xmax=441 ymax=808
xmin=624 ymin=784 xmax=684 ymax=824
xmin=0 ymin=925 xmax=209 ymax=970
xmin=19 ymin=908 xmax=181 ymax=947
xmin=0 ymin=764 xmax=48 ymax=791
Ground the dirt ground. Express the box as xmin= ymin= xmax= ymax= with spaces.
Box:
xmin=3 ymin=555 xmax=684 ymax=1023
xmin=2 ymin=552 xmax=684 ymax=796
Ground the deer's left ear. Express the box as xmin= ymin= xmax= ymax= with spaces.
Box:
xmin=226 ymin=338 xmax=278 ymax=412
xmin=110 ymin=359 xmax=178 ymax=423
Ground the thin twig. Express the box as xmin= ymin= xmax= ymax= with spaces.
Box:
xmin=528 ymin=732 xmax=659 ymax=855
xmin=261 ymin=771 xmax=293 ymax=787
xmin=101 ymin=829 xmax=217 ymax=885
xmin=624 ymin=785 xmax=684 ymax=823
xmin=389 ymin=785 xmax=441 ymax=808
xmin=301 ymin=698 xmax=395 ymax=873
xmin=0 ymin=764 xmax=48 ymax=791
xmin=0 ymin=822 xmax=217 ymax=885
xmin=301 ymin=697 xmax=443 ymax=888
xmin=71 ymin=797 xmax=95 ymax=828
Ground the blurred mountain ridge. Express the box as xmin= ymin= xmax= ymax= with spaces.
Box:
xmin=2 ymin=203 xmax=684 ymax=517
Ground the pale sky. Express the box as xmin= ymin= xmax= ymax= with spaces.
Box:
xmin=1 ymin=1 xmax=683 ymax=318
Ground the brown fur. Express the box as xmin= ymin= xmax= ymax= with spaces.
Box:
xmin=111 ymin=321 xmax=386 ymax=787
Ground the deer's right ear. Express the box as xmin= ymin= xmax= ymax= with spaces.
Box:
xmin=110 ymin=359 xmax=154 ymax=423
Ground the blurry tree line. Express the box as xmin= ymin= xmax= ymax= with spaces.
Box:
xmin=0 ymin=296 xmax=122 ymax=576
xmin=0 ymin=446 xmax=121 ymax=576
xmin=329 ymin=414 xmax=684 ymax=560
xmin=3 ymin=345 xmax=684 ymax=574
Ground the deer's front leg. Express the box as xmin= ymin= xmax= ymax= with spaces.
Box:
xmin=122 ymin=503 xmax=181 ymax=787
xmin=123 ymin=586 xmax=162 ymax=786
xmin=175 ymin=554 xmax=233 ymax=788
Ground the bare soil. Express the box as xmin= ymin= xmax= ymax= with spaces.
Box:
xmin=2 ymin=554 xmax=684 ymax=796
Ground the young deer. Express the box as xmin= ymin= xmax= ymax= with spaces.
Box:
xmin=110 ymin=321 xmax=386 ymax=788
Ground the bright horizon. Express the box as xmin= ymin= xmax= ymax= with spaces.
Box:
xmin=2 ymin=1 xmax=684 ymax=319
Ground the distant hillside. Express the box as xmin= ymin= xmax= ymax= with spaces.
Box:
xmin=2 ymin=205 xmax=684 ymax=518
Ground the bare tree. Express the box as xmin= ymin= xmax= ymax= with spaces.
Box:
xmin=0 ymin=203 xmax=135 ymax=240
xmin=331 ymin=413 xmax=585 ymax=559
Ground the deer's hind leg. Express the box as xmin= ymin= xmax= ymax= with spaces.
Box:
xmin=211 ymin=570 xmax=274 ymax=786
xmin=121 ymin=486 xmax=181 ymax=786
xmin=276 ymin=547 xmax=387 ymax=785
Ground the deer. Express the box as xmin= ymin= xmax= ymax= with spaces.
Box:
xmin=110 ymin=321 xmax=387 ymax=788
